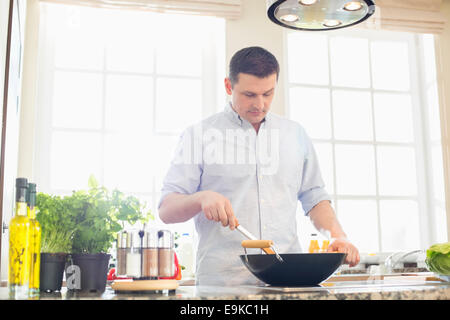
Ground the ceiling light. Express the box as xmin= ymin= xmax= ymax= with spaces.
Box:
xmin=299 ymin=0 xmax=318 ymax=5
xmin=267 ymin=0 xmax=376 ymax=31
xmin=280 ymin=14 xmax=299 ymax=22
xmin=344 ymin=2 xmax=363 ymax=11
xmin=323 ymin=19 xmax=342 ymax=28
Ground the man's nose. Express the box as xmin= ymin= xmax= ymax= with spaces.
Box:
xmin=254 ymin=95 xmax=265 ymax=110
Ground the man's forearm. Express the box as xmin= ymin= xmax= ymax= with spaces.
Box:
xmin=158 ymin=192 xmax=203 ymax=224
xmin=307 ymin=200 xmax=347 ymax=239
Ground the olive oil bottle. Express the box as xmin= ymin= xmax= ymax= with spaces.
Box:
xmin=27 ymin=183 xmax=41 ymax=296
xmin=9 ymin=177 xmax=32 ymax=299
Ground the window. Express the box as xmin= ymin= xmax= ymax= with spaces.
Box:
xmin=286 ymin=28 xmax=447 ymax=253
xmin=34 ymin=4 xmax=225 ymax=237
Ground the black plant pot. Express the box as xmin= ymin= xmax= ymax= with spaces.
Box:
xmin=67 ymin=253 xmax=111 ymax=293
xmin=40 ymin=252 xmax=67 ymax=292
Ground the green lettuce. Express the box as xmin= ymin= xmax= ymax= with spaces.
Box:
xmin=425 ymin=242 xmax=450 ymax=275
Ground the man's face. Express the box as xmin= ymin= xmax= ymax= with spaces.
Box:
xmin=225 ymin=73 xmax=277 ymax=129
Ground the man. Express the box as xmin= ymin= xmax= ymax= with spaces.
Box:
xmin=158 ymin=46 xmax=359 ymax=286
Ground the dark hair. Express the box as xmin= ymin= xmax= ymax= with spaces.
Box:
xmin=228 ymin=46 xmax=280 ymax=86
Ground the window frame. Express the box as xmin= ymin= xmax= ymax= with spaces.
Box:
xmin=283 ymin=27 xmax=445 ymax=253
xmin=33 ymin=4 xmax=225 ymax=236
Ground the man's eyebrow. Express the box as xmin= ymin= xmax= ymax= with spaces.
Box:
xmin=243 ymin=88 xmax=275 ymax=95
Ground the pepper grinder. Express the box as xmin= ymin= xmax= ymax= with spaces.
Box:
xmin=116 ymin=230 xmax=129 ymax=277
xmin=158 ymin=230 xmax=174 ymax=278
xmin=126 ymin=229 xmax=142 ymax=279
xmin=142 ymin=228 xmax=159 ymax=279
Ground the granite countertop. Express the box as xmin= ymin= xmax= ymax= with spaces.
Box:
xmin=1 ymin=272 xmax=449 ymax=300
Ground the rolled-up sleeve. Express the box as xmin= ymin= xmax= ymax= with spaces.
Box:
xmin=297 ymin=130 xmax=332 ymax=214
xmin=158 ymin=126 xmax=203 ymax=208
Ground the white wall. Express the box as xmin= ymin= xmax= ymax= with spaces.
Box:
xmin=16 ymin=0 xmax=39 ymax=181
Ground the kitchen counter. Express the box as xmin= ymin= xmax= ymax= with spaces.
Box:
xmin=1 ymin=272 xmax=449 ymax=300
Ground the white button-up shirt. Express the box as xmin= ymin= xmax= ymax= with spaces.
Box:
xmin=159 ymin=103 xmax=331 ymax=286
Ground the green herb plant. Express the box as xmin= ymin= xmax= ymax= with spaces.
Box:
xmin=36 ymin=193 xmax=77 ymax=253
xmin=37 ymin=175 xmax=152 ymax=255
xmin=70 ymin=175 xmax=153 ymax=254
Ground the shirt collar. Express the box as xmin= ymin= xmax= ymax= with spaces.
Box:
xmin=224 ymin=102 xmax=271 ymax=128
xmin=225 ymin=102 xmax=243 ymax=126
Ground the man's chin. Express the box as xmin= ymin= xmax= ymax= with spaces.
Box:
xmin=246 ymin=113 xmax=266 ymax=124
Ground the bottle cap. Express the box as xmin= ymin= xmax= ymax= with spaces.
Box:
xmin=26 ymin=183 xmax=37 ymax=206
xmin=158 ymin=230 xmax=173 ymax=249
xmin=143 ymin=229 xmax=158 ymax=248
xmin=15 ymin=178 xmax=28 ymax=202
xmin=124 ymin=229 xmax=142 ymax=249
xmin=27 ymin=183 xmax=36 ymax=192
xmin=16 ymin=178 xmax=28 ymax=188
xmin=117 ymin=230 xmax=129 ymax=248
xmin=130 ymin=229 xmax=143 ymax=249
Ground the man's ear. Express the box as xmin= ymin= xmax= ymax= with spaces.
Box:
xmin=224 ymin=78 xmax=233 ymax=95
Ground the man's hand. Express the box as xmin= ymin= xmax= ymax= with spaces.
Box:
xmin=327 ymin=238 xmax=360 ymax=267
xmin=307 ymin=201 xmax=360 ymax=267
xmin=196 ymin=190 xmax=237 ymax=230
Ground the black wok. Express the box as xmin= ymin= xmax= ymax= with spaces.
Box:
xmin=239 ymin=240 xmax=346 ymax=287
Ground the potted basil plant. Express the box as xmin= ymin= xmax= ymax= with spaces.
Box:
xmin=36 ymin=193 xmax=77 ymax=292
xmin=66 ymin=176 xmax=152 ymax=293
